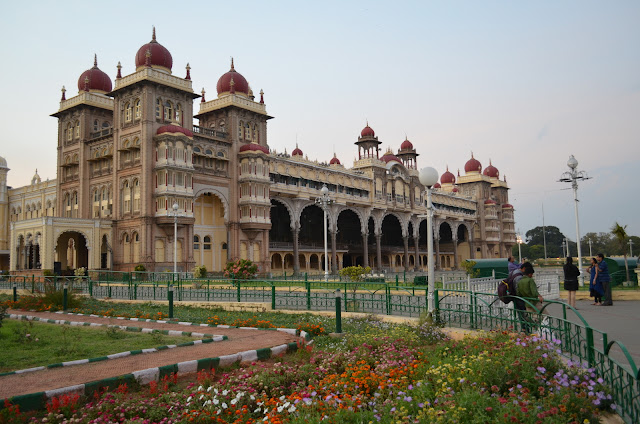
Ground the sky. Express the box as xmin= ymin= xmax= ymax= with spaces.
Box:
xmin=1 ymin=1 xmax=638 ymax=242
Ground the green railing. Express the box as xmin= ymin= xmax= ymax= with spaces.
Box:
xmin=435 ymin=289 xmax=639 ymax=424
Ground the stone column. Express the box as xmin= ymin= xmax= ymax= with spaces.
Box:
xmin=362 ymin=232 xmax=369 ymax=268
xmin=403 ymin=236 xmax=409 ymax=272
xmin=453 ymin=235 xmax=459 ymax=269
xmin=375 ymin=233 xmax=382 ymax=272
xmin=330 ymin=229 xmax=337 ymax=274
xmin=413 ymin=235 xmax=419 ymax=271
xmin=293 ymin=227 xmax=300 ymax=275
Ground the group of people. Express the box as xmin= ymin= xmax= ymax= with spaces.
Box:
xmin=562 ymin=254 xmax=612 ymax=308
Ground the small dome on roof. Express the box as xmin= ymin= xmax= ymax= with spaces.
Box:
xmin=502 ymin=203 xmax=514 ymax=209
xmin=135 ymin=27 xmax=173 ymax=72
xmin=329 ymin=154 xmax=341 ymax=165
xmin=156 ymin=124 xmax=193 ymax=137
xmin=483 ymin=160 xmax=499 ymax=178
xmin=380 ymin=148 xmax=401 ymax=164
xmin=433 ymin=182 xmax=441 ymax=189
xmin=217 ymin=58 xmax=250 ymax=96
xmin=292 ymin=144 xmax=303 ymax=156
xmin=452 ymin=187 xmax=459 ymax=193
xmin=0 ymin=156 xmax=7 ymax=168
xmin=361 ymin=124 xmax=375 ymax=137
xmin=400 ymin=138 xmax=413 ymax=150
xmin=77 ymin=55 xmax=112 ymax=93
xmin=464 ymin=153 xmax=482 ymax=174
xmin=239 ymin=142 xmax=269 ymax=154
xmin=440 ymin=166 xmax=455 ymax=184
xmin=484 ymin=199 xmax=497 ymax=205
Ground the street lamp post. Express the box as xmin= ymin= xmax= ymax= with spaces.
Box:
xmin=559 ymin=155 xmax=590 ymax=284
xmin=516 ymin=234 xmax=523 ymax=264
xmin=561 ymin=240 xmax=566 ymax=258
xmin=419 ymin=167 xmax=439 ymax=314
xmin=170 ymin=202 xmax=180 ymax=276
xmin=315 ymin=184 xmax=332 ymax=282
xmin=565 ymin=237 xmax=570 ymax=257
xmin=588 ymin=238 xmax=593 ymax=258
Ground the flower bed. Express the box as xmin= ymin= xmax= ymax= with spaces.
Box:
xmin=1 ymin=315 xmax=616 ymax=424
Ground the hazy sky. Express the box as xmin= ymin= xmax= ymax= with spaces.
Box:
xmin=1 ymin=1 xmax=638 ymax=243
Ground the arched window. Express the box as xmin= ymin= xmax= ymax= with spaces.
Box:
xmin=124 ymin=102 xmax=132 ymax=122
xmin=66 ymin=123 xmax=73 ymax=141
xmin=72 ymin=191 xmax=78 ymax=218
xmin=238 ymin=121 xmax=244 ymax=139
xmin=203 ymin=236 xmax=212 ymax=250
xmin=133 ymin=179 xmax=141 ymax=212
xmin=75 ymin=121 xmax=80 ymax=138
xmin=93 ymin=119 xmax=99 ymax=132
xmin=134 ymin=99 xmax=141 ymax=120
xmin=123 ymin=233 xmax=131 ymax=263
xmin=155 ymin=239 xmax=165 ymax=262
xmin=132 ymin=232 xmax=140 ymax=263
xmin=176 ymin=104 xmax=182 ymax=125
xmin=156 ymin=98 xmax=162 ymax=120
xmin=193 ymin=235 xmax=200 ymax=250
xmin=102 ymin=121 xmax=110 ymax=129
xmin=245 ymin=122 xmax=251 ymax=141
xmin=164 ymin=101 xmax=173 ymax=122
xmin=122 ymin=181 xmax=131 ymax=214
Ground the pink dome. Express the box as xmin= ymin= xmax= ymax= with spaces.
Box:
xmin=484 ymin=199 xmax=497 ymax=205
xmin=452 ymin=187 xmax=459 ymax=193
xmin=239 ymin=143 xmax=269 ymax=154
xmin=217 ymin=58 xmax=250 ymax=95
xmin=361 ymin=125 xmax=375 ymax=137
xmin=135 ymin=28 xmax=173 ymax=72
xmin=330 ymin=154 xmax=341 ymax=165
xmin=433 ymin=182 xmax=441 ymax=189
xmin=157 ymin=124 xmax=193 ymax=137
xmin=77 ymin=55 xmax=112 ymax=93
xmin=380 ymin=150 xmax=401 ymax=164
xmin=464 ymin=153 xmax=482 ymax=174
xmin=440 ymin=167 xmax=456 ymax=184
xmin=292 ymin=145 xmax=303 ymax=156
xmin=502 ymin=203 xmax=514 ymax=209
xmin=483 ymin=160 xmax=499 ymax=178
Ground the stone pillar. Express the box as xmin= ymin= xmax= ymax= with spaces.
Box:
xmin=330 ymin=229 xmax=337 ymax=274
xmin=453 ymin=235 xmax=459 ymax=269
xmin=403 ymin=236 xmax=409 ymax=272
xmin=362 ymin=232 xmax=369 ymax=268
xmin=413 ymin=236 xmax=419 ymax=271
xmin=375 ymin=233 xmax=382 ymax=272
xmin=293 ymin=227 xmax=300 ymax=275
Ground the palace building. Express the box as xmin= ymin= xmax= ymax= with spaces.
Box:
xmin=0 ymin=29 xmax=516 ymax=275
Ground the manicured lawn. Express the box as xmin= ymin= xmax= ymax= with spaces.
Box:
xmin=0 ymin=319 xmax=196 ymax=372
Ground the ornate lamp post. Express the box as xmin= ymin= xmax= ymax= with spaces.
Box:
xmin=588 ymin=238 xmax=593 ymax=258
xmin=170 ymin=202 xmax=180 ymax=275
xmin=516 ymin=233 xmax=523 ymax=264
xmin=559 ymin=155 xmax=590 ymax=285
xmin=315 ymin=184 xmax=332 ymax=282
xmin=419 ymin=167 xmax=439 ymax=313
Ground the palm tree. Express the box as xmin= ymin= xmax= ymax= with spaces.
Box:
xmin=611 ymin=222 xmax=630 ymax=282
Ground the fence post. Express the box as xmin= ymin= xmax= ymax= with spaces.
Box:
xmin=89 ymin=280 xmax=93 ymax=297
xmin=492 ymin=269 xmax=495 ymax=280
xmin=469 ymin=293 xmax=476 ymax=329
xmin=12 ymin=281 xmax=17 ymax=302
xmin=306 ymin=279 xmax=311 ymax=310
xmin=403 ymin=270 xmax=406 ymax=284
xmin=63 ymin=281 xmax=68 ymax=311
xmin=395 ymin=275 xmax=399 ymax=290
xmin=271 ymin=285 xmax=276 ymax=310
xmin=335 ymin=289 xmax=342 ymax=333
xmin=168 ymin=284 xmax=174 ymax=319
xmin=467 ymin=274 xmax=471 ymax=290
xmin=31 ymin=275 xmax=35 ymax=293
xmin=237 ymin=280 xmax=241 ymax=302
xmin=585 ymin=326 xmax=595 ymax=367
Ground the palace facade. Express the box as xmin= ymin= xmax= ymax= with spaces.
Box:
xmin=0 ymin=29 xmax=517 ymax=275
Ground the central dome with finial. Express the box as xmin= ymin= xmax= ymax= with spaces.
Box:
xmin=361 ymin=124 xmax=375 ymax=137
xmin=217 ymin=58 xmax=250 ymax=96
xmin=464 ymin=152 xmax=482 ymax=174
xmin=77 ymin=55 xmax=112 ymax=94
xmin=135 ymin=27 xmax=173 ymax=73
xmin=440 ymin=166 xmax=456 ymax=184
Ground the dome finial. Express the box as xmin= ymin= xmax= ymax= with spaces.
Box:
xmin=94 ymin=54 xmax=98 ymax=67
xmin=471 ymin=151 xmax=474 ymax=158
xmin=152 ymin=26 xmax=156 ymax=42
xmin=116 ymin=61 xmax=122 ymax=79
xmin=201 ymin=87 xmax=206 ymax=103
xmin=61 ymin=85 xmax=66 ymax=101
xmin=230 ymin=57 xmax=235 ymax=71
xmin=185 ymin=63 xmax=191 ymax=80
xmin=259 ymin=89 xmax=264 ymax=104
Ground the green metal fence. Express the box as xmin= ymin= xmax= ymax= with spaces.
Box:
xmin=435 ymin=289 xmax=639 ymax=424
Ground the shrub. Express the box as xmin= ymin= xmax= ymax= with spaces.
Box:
xmin=42 ymin=269 xmax=54 ymax=276
xmin=193 ymin=265 xmax=207 ymax=278
xmin=223 ymin=259 xmax=257 ymax=280
xmin=134 ymin=264 xmax=146 ymax=272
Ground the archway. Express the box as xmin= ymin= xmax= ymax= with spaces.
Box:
xmin=55 ymin=231 xmax=89 ymax=272
xmin=271 ymin=253 xmax=283 ymax=270
xmin=269 ymin=199 xmax=292 ymax=243
xmin=381 ymin=214 xmax=403 ymax=271
xmin=194 ymin=192 xmax=228 ymax=271
xmin=457 ymin=225 xmax=471 ymax=263
xmin=100 ymin=235 xmax=109 ymax=269
xmin=438 ymin=222 xmax=454 ymax=269
xmin=299 ymin=204 xmax=323 ymax=246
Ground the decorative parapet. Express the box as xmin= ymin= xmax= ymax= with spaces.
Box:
xmin=114 ymin=68 xmax=194 ymax=94
xmin=56 ymin=92 xmax=114 ymax=114
xmin=352 ymin=157 xmax=385 ymax=169
xmin=198 ymin=94 xmax=268 ymax=116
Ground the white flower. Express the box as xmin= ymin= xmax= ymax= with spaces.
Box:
xmin=213 ymin=398 xmax=219 ymax=405
xmin=277 ymin=406 xmax=284 ymax=413
xmin=214 ymin=388 xmax=219 ymax=394
xmin=207 ymin=386 xmax=213 ymax=392
xmin=222 ymin=389 xmax=229 ymax=396
xmin=222 ymin=402 xmax=228 ymax=409
xmin=197 ymin=385 xmax=203 ymax=391
xmin=288 ymin=405 xmax=296 ymax=413
xmin=187 ymin=396 xmax=192 ymax=403
xmin=254 ymin=407 xmax=261 ymax=413
xmin=199 ymin=395 xmax=204 ymax=400
xmin=230 ymin=399 xmax=237 ymax=405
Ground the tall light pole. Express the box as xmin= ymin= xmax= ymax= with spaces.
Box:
xmin=565 ymin=237 xmax=570 ymax=257
xmin=588 ymin=238 xmax=593 ymax=258
xmin=170 ymin=202 xmax=180 ymax=275
xmin=630 ymin=239 xmax=634 ymax=257
xmin=561 ymin=239 xmax=566 ymax=258
xmin=419 ymin=167 xmax=439 ymax=314
xmin=516 ymin=233 xmax=523 ymax=264
xmin=559 ymin=155 xmax=590 ymax=284
xmin=315 ymin=184 xmax=332 ymax=282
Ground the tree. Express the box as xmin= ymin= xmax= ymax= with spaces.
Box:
xmin=611 ymin=222 xmax=631 ymax=282
xmin=525 ymin=226 xmax=566 ymax=258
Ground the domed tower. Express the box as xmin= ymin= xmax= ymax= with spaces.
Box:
xmin=396 ymin=137 xmax=419 ymax=170
xmin=0 ymin=156 xmax=8 ymax=270
xmin=355 ymin=122 xmax=381 ymax=160
xmin=439 ymin=166 xmax=456 ymax=191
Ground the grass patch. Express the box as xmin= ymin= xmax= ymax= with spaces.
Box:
xmin=0 ymin=319 xmax=196 ymax=372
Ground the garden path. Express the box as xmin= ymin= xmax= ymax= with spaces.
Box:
xmin=1 ymin=310 xmax=299 ymax=399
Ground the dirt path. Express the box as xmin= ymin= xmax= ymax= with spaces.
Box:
xmin=1 ymin=310 xmax=300 ymax=399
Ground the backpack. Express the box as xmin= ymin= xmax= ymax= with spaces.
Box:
xmin=497 ymin=273 xmax=518 ymax=304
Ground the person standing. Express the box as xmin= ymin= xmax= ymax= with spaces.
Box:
xmin=563 ymin=257 xmax=580 ymax=309
xmin=596 ymin=253 xmax=613 ymax=306
xmin=588 ymin=257 xmax=603 ymax=305
xmin=508 ymin=256 xmax=522 ymax=274
xmin=511 ymin=262 xmax=530 ymax=333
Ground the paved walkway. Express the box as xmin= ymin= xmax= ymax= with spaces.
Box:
xmin=1 ymin=310 xmax=300 ymax=400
